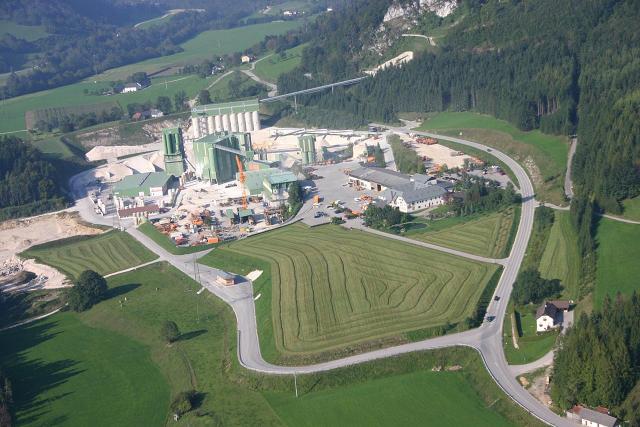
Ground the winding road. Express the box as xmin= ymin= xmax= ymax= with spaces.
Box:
xmin=69 ymin=129 xmax=573 ymax=426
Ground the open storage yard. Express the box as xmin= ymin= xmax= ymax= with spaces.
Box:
xmin=405 ymin=208 xmax=517 ymax=258
xmin=22 ymin=231 xmax=158 ymax=279
xmin=202 ymin=223 xmax=498 ymax=358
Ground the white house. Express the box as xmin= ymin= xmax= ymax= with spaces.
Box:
xmin=567 ymin=405 xmax=619 ymax=427
xmin=380 ymin=184 xmax=446 ymax=213
xmin=241 ymin=55 xmax=252 ymax=64
xmin=536 ymin=300 xmax=571 ymax=332
xmin=122 ymin=82 xmax=142 ymax=93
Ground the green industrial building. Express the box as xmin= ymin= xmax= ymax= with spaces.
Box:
xmin=113 ymin=172 xmax=172 ymax=198
xmin=192 ymin=132 xmax=254 ymax=183
xmin=162 ymin=127 xmax=185 ymax=176
xmin=298 ymin=135 xmax=317 ymax=165
xmin=263 ymin=171 xmax=297 ymax=201
xmin=237 ymin=168 xmax=297 ymax=201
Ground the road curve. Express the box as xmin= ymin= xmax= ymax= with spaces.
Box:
xmin=68 ymin=131 xmax=571 ymax=426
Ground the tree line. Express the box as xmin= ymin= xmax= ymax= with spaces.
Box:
xmin=551 ymin=293 xmax=640 ymax=422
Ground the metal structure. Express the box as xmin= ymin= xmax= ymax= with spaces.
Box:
xmin=259 ymin=76 xmax=368 ymax=104
xmin=297 ymin=135 xmax=317 ymax=165
xmin=235 ymin=155 xmax=248 ymax=209
xmin=192 ymin=132 xmax=254 ymax=184
xmin=161 ymin=127 xmax=185 ymax=176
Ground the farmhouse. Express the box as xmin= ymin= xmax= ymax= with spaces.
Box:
xmin=348 ymin=167 xmax=450 ymax=213
xmin=241 ymin=55 xmax=253 ymax=63
xmin=567 ymin=405 xmax=619 ymax=427
xmin=380 ymin=184 xmax=446 ymax=212
xmin=122 ymin=82 xmax=142 ymax=93
xmin=536 ymin=300 xmax=571 ymax=332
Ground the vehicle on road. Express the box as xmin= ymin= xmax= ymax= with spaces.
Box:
xmin=486 ymin=315 xmax=496 ymax=322
xmin=494 ymin=296 xmax=500 ymax=301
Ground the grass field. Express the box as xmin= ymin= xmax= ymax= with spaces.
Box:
xmin=0 ymin=261 xmax=543 ymax=426
xmin=0 ymin=20 xmax=305 ymax=133
xmin=594 ymin=217 xmax=640 ymax=307
xmin=94 ymin=20 xmax=305 ymax=82
xmin=0 ymin=20 xmax=49 ymax=41
xmin=264 ymin=369 xmax=514 ymax=427
xmin=539 ymin=211 xmax=581 ymax=299
xmin=22 ymin=231 xmax=158 ymax=279
xmin=418 ymin=112 xmax=569 ymax=204
xmin=254 ymin=44 xmax=306 ymax=83
xmin=200 ymin=223 xmax=497 ymax=359
xmin=0 ymin=74 xmax=212 ymax=133
xmin=405 ymin=208 xmax=516 ymax=258
xmin=504 ymin=303 xmax=559 ymax=365
xmin=0 ymin=312 xmax=169 ymax=427
xmin=622 ymin=196 xmax=640 ymax=221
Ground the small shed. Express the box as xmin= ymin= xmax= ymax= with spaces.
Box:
xmin=216 ymin=272 xmax=236 ymax=286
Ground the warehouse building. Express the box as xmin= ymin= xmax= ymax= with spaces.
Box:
xmin=113 ymin=172 xmax=172 ymax=198
xmin=192 ymin=132 xmax=254 ymax=183
xmin=190 ymin=99 xmax=260 ymax=139
xmin=263 ymin=171 xmax=298 ymax=203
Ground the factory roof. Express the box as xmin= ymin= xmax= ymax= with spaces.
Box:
xmin=266 ymin=171 xmax=298 ymax=185
xmin=114 ymin=172 xmax=170 ymax=192
xmin=349 ymin=167 xmax=412 ymax=189
xmin=238 ymin=208 xmax=254 ymax=218
xmin=191 ymin=99 xmax=259 ymax=116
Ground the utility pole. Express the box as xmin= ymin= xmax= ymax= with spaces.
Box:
xmin=294 ymin=372 xmax=298 ymax=398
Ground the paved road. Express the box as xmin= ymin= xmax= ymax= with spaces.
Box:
xmin=68 ymin=131 xmax=573 ymax=426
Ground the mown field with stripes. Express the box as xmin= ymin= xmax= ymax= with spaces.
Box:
xmin=207 ymin=224 xmax=497 ymax=357
xmin=407 ymin=208 xmax=517 ymax=258
xmin=22 ymin=231 xmax=157 ymax=279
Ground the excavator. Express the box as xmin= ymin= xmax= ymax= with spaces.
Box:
xmin=235 ymin=155 xmax=248 ymax=209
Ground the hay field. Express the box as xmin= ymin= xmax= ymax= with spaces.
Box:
xmin=210 ymin=224 xmax=497 ymax=356
xmin=539 ymin=211 xmax=581 ymax=299
xmin=407 ymin=209 xmax=516 ymax=258
xmin=22 ymin=231 xmax=158 ymax=279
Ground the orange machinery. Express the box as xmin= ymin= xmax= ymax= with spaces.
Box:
xmin=235 ymin=155 xmax=248 ymax=209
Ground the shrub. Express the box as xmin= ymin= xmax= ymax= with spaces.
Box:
xmin=170 ymin=390 xmax=195 ymax=416
xmin=161 ymin=320 xmax=180 ymax=343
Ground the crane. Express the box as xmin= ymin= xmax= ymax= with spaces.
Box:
xmin=235 ymin=155 xmax=248 ymax=209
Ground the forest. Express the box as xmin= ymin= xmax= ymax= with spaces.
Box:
xmin=551 ymin=293 xmax=640 ymax=422
xmin=0 ymin=137 xmax=69 ymax=220
xmin=277 ymin=0 xmax=639 ymax=314
xmin=0 ymin=0 xmax=277 ymax=97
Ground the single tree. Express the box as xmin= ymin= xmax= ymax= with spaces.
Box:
xmin=174 ymin=90 xmax=187 ymax=111
xmin=67 ymin=270 xmax=108 ymax=312
xmin=170 ymin=390 xmax=195 ymax=417
xmin=374 ymin=143 xmax=386 ymax=167
xmin=155 ymin=96 xmax=172 ymax=114
xmin=197 ymin=89 xmax=211 ymax=105
xmin=161 ymin=320 xmax=180 ymax=343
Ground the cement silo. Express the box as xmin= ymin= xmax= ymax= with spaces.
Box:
xmin=190 ymin=99 xmax=260 ymax=137
xmin=238 ymin=113 xmax=246 ymax=132
xmin=243 ymin=111 xmax=253 ymax=132
xmin=230 ymin=113 xmax=239 ymax=132
xmin=191 ymin=118 xmax=201 ymax=139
